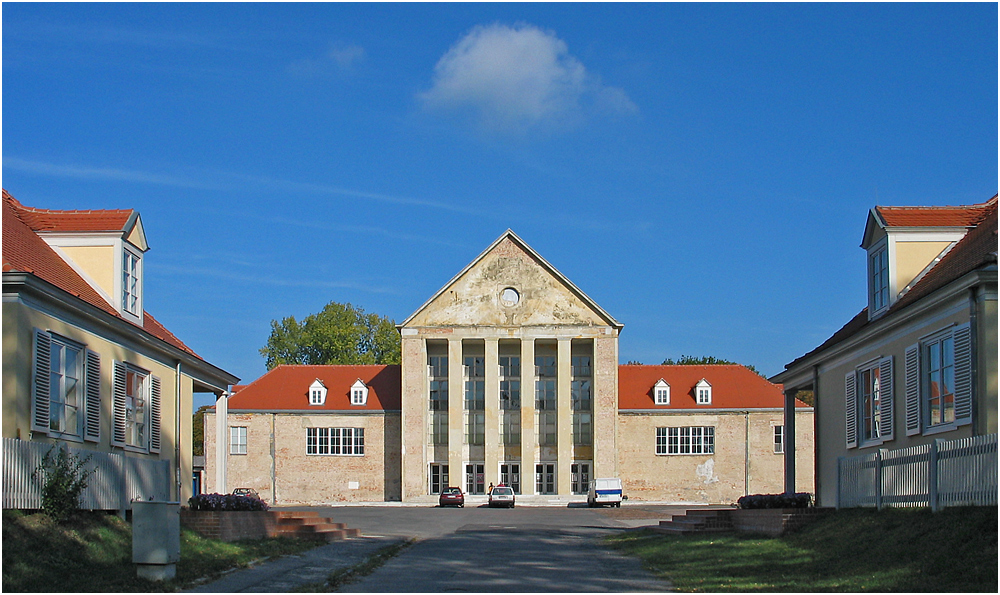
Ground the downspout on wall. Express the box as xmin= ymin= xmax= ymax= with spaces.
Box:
xmin=175 ymin=361 xmax=182 ymax=501
xmin=744 ymin=411 xmax=750 ymax=496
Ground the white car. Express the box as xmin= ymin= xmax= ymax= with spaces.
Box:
xmin=587 ymin=478 xmax=623 ymax=508
xmin=488 ymin=485 xmax=515 ymax=508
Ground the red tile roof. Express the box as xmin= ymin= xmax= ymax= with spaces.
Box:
xmin=876 ymin=198 xmax=995 ymax=228
xmin=619 ymin=364 xmax=804 ymax=410
xmin=224 ymin=365 xmax=402 ymax=411
xmin=783 ymin=196 xmax=998 ymax=371
xmin=3 ymin=189 xmax=199 ymax=358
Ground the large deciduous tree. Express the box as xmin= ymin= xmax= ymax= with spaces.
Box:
xmin=260 ymin=302 xmax=401 ymax=370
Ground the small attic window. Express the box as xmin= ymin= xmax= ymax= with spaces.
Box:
xmin=309 ymin=379 xmax=327 ymax=406
xmin=654 ymin=379 xmax=670 ymax=405
xmin=351 ymin=379 xmax=369 ymax=406
xmin=695 ymin=379 xmax=712 ymax=405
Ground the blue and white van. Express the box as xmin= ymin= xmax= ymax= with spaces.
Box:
xmin=587 ymin=478 xmax=623 ymax=508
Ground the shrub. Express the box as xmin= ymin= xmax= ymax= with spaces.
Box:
xmin=188 ymin=493 xmax=269 ymax=511
xmin=737 ymin=492 xmax=813 ymax=509
xmin=33 ymin=446 xmax=94 ymax=523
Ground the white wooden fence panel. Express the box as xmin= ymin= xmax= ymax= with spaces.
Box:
xmin=838 ymin=433 xmax=997 ymax=510
xmin=2 ymin=438 xmax=170 ymax=511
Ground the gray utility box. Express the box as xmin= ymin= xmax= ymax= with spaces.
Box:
xmin=132 ymin=501 xmax=181 ymax=581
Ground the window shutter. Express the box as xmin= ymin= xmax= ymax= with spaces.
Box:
xmin=84 ymin=350 xmax=101 ymax=442
xmin=904 ymin=344 xmax=921 ymax=436
xmin=952 ymin=323 xmax=973 ymax=425
xmin=844 ymin=371 xmax=857 ymax=449
xmin=878 ymin=356 xmax=894 ymax=441
xmin=150 ymin=375 xmax=162 ymax=454
xmin=112 ymin=361 xmax=127 ymax=447
xmin=31 ymin=329 xmax=52 ymax=433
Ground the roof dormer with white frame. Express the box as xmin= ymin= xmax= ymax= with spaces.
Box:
xmin=309 ymin=379 xmax=327 ymax=405
xmin=695 ymin=379 xmax=712 ymax=405
xmin=653 ymin=379 xmax=670 ymax=405
xmin=34 ymin=210 xmax=149 ymax=326
xmin=860 ymin=205 xmax=976 ymax=321
xmin=351 ymin=379 xmax=369 ymax=406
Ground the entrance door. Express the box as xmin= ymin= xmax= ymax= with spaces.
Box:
xmin=571 ymin=462 xmax=591 ymax=494
xmin=466 ymin=463 xmax=485 ymax=494
xmin=500 ymin=463 xmax=520 ymax=494
xmin=535 ymin=463 xmax=555 ymax=494
xmin=429 ymin=463 xmax=449 ymax=494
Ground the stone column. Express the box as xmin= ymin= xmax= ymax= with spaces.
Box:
xmin=447 ymin=338 xmax=464 ymax=492
xmin=557 ymin=338 xmax=572 ymax=495
xmin=399 ymin=333 xmax=426 ymax=500
xmin=215 ymin=392 xmax=228 ymax=495
xmin=520 ymin=338 xmax=535 ymax=494
xmin=593 ymin=334 xmax=619 ymax=479
xmin=484 ymin=338 xmax=500 ymax=488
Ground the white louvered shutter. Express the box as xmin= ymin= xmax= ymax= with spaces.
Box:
xmin=31 ymin=329 xmax=52 ymax=433
xmin=112 ymin=361 xmax=127 ymax=447
xmin=844 ymin=371 xmax=857 ymax=449
xmin=952 ymin=323 xmax=973 ymax=425
xmin=878 ymin=356 xmax=894 ymax=441
xmin=150 ymin=375 xmax=162 ymax=454
xmin=904 ymin=344 xmax=921 ymax=436
xmin=84 ymin=350 xmax=101 ymax=442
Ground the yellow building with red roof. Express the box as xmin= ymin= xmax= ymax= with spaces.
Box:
xmin=2 ymin=190 xmax=238 ymax=510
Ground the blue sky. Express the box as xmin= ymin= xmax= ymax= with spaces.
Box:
xmin=3 ymin=3 xmax=996 ymax=410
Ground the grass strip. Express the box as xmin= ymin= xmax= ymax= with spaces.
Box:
xmin=296 ymin=538 xmax=415 ymax=592
xmin=607 ymin=506 xmax=997 ymax=592
xmin=2 ymin=509 xmax=327 ymax=592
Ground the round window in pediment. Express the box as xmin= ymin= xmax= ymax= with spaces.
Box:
xmin=500 ymin=287 xmax=520 ymax=307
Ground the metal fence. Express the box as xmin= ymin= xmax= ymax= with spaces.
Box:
xmin=838 ymin=433 xmax=997 ymax=510
xmin=2 ymin=437 xmax=170 ymax=511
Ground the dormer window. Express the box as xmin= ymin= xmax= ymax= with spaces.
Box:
xmin=122 ymin=246 xmax=142 ymax=319
xmin=868 ymin=241 xmax=889 ymax=316
xmin=351 ymin=379 xmax=369 ymax=406
xmin=695 ymin=379 xmax=712 ymax=405
xmin=309 ymin=379 xmax=327 ymax=405
xmin=654 ymin=379 xmax=670 ymax=405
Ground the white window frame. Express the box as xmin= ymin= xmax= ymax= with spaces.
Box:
xmin=429 ymin=463 xmax=449 ymax=494
xmin=230 ymin=426 xmax=248 ymax=455
xmin=773 ymin=425 xmax=784 ymax=454
xmin=572 ymin=411 xmax=592 ymax=446
xmin=500 ymin=463 xmax=521 ymax=494
xmin=654 ymin=379 xmax=670 ymax=405
xmin=306 ymin=427 xmax=365 ymax=456
xmin=46 ymin=335 xmax=85 ymax=439
xmin=905 ymin=324 xmax=972 ymax=437
xmin=309 ymin=379 xmax=327 ymax=406
xmin=535 ymin=463 xmax=556 ymax=494
xmin=868 ymin=240 xmax=889 ymax=317
xmin=350 ymin=379 xmax=368 ymax=406
xmin=657 ymin=426 xmax=715 ymax=455
xmin=570 ymin=462 xmax=591 ymax=495
xmin=845 ymin=355 xmax=894 ymax=449
xmin=121 ymin=245 xmax=142 ymax=319
xmin=430 ymin=411 xmax=449 ymax=445
xmin=465 ymin=462 xmax=485 ymax=495
xmin=125 ymin=365 xmax=150 ymax=451
xmin=695 ymin=379 xmax=712 ymax=405
xmin=538 ymin=411 xmax=557 ymax=446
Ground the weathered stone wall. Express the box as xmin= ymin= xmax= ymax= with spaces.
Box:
xmin=617 ymin=410 xmax=814 ymax=503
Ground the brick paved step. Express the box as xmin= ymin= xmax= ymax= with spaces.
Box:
xmin=271 ymin=511 xmax=361 ymax=541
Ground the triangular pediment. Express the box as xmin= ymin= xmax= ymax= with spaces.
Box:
xmin=402 ymin=230 xmax=621 ymax=329
xmin=125 ymin=212 xmax=149 ymax=252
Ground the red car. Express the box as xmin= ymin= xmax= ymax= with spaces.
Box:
xmin=439 ymin=487 xmax=465 ymax=507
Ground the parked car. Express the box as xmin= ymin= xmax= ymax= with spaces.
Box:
xmin=439 ymin=487 xmax=465 ymax=507
xmin=587 ymin=478 xmax=623 ymax=508
xmin=232 ymin=487 xmax=260 ymax=499
xmin=488 ymin=485 xmax=515 ymax=508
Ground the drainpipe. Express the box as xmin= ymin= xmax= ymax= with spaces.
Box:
xmin=270 ymin=413 xmax=277 ymax=506
xmin=968 ymin=286 xmax=979 ymax=433
xmin=175 ymin=361 xmax=182 ymax=502
xmin=744 ymin=411 xmax=750 ymax=497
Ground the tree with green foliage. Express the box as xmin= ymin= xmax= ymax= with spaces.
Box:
xmin=192 ymin=404 xmax=213 ymax=457
xmin=260 ymin=301 xmax=401 ymax=370
xmin=661 ymin=355 xmax=762 ymax=376
xmin=33 ymin=446 xmax=94 ymax=523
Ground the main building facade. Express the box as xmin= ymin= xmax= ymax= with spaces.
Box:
xmin=206 ymin=231 xmax=812 ymax=503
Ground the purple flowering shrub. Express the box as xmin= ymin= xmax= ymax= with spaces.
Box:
xmin=737 ymin=492 xmax=812 ymax=509
xmin=188 ymin=492 xmax=269 ymax=511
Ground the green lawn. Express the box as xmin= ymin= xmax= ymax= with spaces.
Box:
xmin=607 ymin=506 xmax=998 ymax=592
xmin=2 ymin=510 xmax=327 ymax=592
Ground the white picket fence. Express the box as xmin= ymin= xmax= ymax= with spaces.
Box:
xmin=838 ymin=433 xmax=997 ymax=510
xmin=2 ymin=438 xmax=170 ymax=511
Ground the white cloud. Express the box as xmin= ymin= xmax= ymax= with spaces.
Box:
xmin=419 ymin=23 xmax=636 ymax=132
